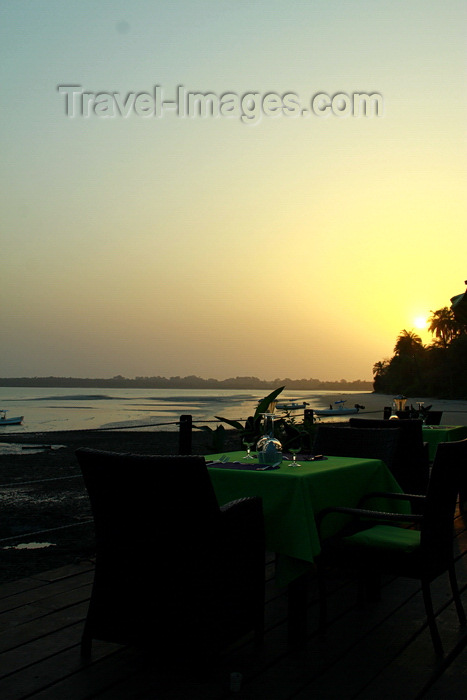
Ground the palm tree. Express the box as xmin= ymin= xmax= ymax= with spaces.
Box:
xmin=391 ymin=330 xmax=425 ymax=394
xmin=428 ymin=307 xmax=462 ymax=349
xmin=372 ymin=360 xmax=389 ymax=377
xmin=394 ymin=330 xmax=424 ymax=357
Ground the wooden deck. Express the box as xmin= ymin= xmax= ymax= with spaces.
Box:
xmin=1 ymin=513 xmax=467 ymax=700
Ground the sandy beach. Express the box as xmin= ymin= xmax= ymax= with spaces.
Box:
xmin=329 ymin=392 xmax=467 ymax=425
xmin=1 ymin=392 xmax=466 ymax=584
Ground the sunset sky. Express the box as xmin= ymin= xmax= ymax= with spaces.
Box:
xmin=2 ymin=1 xmax=466 ymax=381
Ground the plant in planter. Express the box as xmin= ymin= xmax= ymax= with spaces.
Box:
xmin=215 ymin=386 xmax=286 ymax=450
xmin=279 ymin=409 xmax=318 ymax=453
xmin=193 ymin=422 xmax=227 ymax=453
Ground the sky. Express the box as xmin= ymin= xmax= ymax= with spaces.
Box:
xmin=1 ymin=1 xmax=466 ymax=382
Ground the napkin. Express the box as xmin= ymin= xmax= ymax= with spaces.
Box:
xmin=207 ymin=461 xmax=279 ymax=471
xmin=282 ymin=453 xmax=327 ymax=461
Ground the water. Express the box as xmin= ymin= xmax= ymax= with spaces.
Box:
xmin=3 ymin=542 xmax=55 ymax=550
xmin=0 ymin=387 xmax=368 ymax=434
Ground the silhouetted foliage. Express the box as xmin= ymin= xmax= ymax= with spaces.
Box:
xmin=373 ymin=308 xmax=467 ymax=398
xmin=0 ymin=375 xmax=372 ymax=390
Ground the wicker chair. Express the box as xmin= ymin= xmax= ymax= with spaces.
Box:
xmin=316 ymin=439 xmax=467 ymax=655
xmin=424 ymin=410 xmax=443 ymax=425
xmin=349 ymin=417 xmax=430 ymax=494
xmin=312 ymin=424 xmax=404 ymax=488
xmin=76 ymin=448 xmax=265 ymax=665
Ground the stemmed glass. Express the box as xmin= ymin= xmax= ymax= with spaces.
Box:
xmin=256 ymin=412 xmax=277 ymax=451
xmin=242 ymin=440 xmax=254 ymax=459
xmin=288 ymin=447 xmax=301 ymax=467
xmin=256 ymin=412 xmax=282 ymax=463
xmin=417 ymin=402 xmax=427 ymax=423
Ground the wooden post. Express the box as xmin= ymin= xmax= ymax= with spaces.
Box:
xmin=179 ymin=414 xmax=192 ymax=455
xmin=383 ymin=406 xmax=392 ymax=420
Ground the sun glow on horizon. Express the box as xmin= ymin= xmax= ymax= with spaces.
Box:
xmin=414 ymin=316 xmax=428 ymax=330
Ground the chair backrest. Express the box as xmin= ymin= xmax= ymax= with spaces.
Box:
xmin=349 ymin=418 xmax=429 ymax=494
xmin=349 ymin=417 xmax=423 ymax=437
xmin=77 ymin=448 xmax=220 ymax=548
xmin=76 ymin=448 xmax=222 ymax=646
xmin=312 ymin=425 xmax=400 ymax=473
xmin=424 ymin=411 xmax=443 ymax=425
xmin=77 ymin=448 xmax=266 ymax=658
xmin=420 ymin=438 xmax=467 ymax=570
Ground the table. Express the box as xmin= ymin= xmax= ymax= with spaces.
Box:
xmin=207 ymin=450 xmax=408 ymax=644
xmin=422 ymin=425 xmax=467 ymax=461
xmin=207 ymin=451 xmax=406 ymax=585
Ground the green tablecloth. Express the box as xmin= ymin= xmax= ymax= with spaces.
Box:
xmin=422 ymin=425 xmax=467 ymax=461
xmin=207 ymin=451 xmax=406 ymax=586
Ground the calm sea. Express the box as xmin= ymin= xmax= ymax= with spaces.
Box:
xmin=0 ymin=387 xmax=368 ymax=434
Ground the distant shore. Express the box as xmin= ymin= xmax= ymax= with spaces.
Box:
xmin=0 ymin=376 xmax=373 ymax=391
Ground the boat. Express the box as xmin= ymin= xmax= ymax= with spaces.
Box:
xmin=276 ymin=401 xmax=309 ymax=411
xmin=313 ymin=400 xmax=365 ymax=417
xmin=0 ymin=410 xmax=24 ymax=426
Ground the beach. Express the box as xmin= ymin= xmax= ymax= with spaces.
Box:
xmin=1 ymin=392 xmax=467 ymax=584
xmin=330 ymin=392 xmax=467 ymax=425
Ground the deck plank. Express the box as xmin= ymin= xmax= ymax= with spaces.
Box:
xmin=0 ymin=643 xmax=124 ymax=700
xmin=0 ymin=518 xmax=466 ymax=699
xmin=0 ymin=580 xmax=92 ymax=637
xmin=0 ymin=600 xmax=89 ymax=655
xmin=421 ymin=639 xmax=467 ymax=699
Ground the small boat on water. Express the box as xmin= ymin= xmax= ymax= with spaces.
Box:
xmin=0 ymin=410 xmax=24 ymax=426
xmin=313 ymin=400 xmax=365 ymax=417
xmin=276 ymin=401 xmax=309 ymax=411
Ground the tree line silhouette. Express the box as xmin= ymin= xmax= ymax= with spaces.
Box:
xmin=0 ymin=375 xmax=372 ymax=391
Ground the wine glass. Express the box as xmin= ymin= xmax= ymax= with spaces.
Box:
xmin=288 ymin=447 xmax=301 ymax=467
xmin=242 ymin=439 xmax=254 ymax=459
xmin=416 ymin=402 xmax=427 ymax=423
xmin=256 ymin=413 xmax=278 ymax=450
xmin=257 ymin=412 xmax=282 ymax=464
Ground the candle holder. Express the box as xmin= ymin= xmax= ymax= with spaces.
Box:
xmin=393 ymin=395 xmax=407 ymax=413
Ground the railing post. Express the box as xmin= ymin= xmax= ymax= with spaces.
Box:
xmin=179 ymin=414 xmax=192 ymax=455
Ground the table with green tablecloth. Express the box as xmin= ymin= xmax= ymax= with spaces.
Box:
xmin=422 ymin=426 xmax=467 ymax=461
xmin=207 ymin=451 xmax=407 ymax=588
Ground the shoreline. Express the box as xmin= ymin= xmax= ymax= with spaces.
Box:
xmin=1 ymin=392 xmax=466 ymax=441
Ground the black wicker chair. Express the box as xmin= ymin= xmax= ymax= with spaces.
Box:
xmin=316 ymin=438 xmax=467 ymax=655
xmin=76 ymin=448 xmax=265 ymax=665
xmin=424 ymin=410 xmax=443 ymax=425
xmin=349 ymin=417 xmax=430 ymax=494
xmin=312 ymin=424 xmax=400 ymax=479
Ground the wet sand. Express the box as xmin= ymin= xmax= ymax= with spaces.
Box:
xmin=0 ymin=429 xmax=239 ymax=583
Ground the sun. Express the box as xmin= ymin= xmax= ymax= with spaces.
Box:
xmin=414 ymin=316 xmax=427 ymax=330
